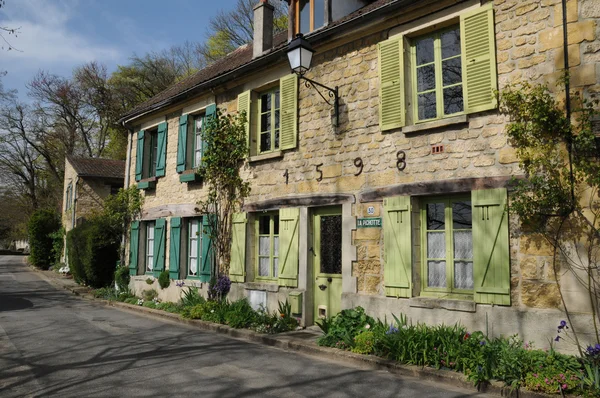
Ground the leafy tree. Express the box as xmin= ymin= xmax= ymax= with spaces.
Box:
xmin=500 ymin=81 xmax=600 ymax=353
xmin=27 ymin=208 xmax=61 ymax=269
xmin=197 ymin=109 xmax=250 ymax=275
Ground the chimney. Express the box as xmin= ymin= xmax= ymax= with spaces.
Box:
xmin=253 ymin=0 xmax=274 ymax=58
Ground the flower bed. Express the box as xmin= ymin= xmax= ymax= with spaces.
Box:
xmin=315 ymin=307 xmax=600 ymax=397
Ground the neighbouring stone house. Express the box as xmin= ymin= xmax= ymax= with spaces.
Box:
xmin=119 ymin=0 xmax=600 ymax=347
xmin=62 ymin=157 xmax=125 ymax=260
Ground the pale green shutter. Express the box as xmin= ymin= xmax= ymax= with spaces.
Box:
xmin=378 ymin=36 xmax=404 ymax=131
xmin=155 ymin=122 xmax=167 ymax=177
xmin=472 ymin=188 xmax=510 ymax=305
xmin=460 ymin=3 xmax=497 ymax=114
xmin=177 ymin=116 xmax=188 ymax=173
xmin=280 ymin=74 xmax=298 ymax=150
xmin=229 ymin=212 xmax=247 ymax=283
xmin=129 ymin=221 xmax=140 ymax=276
xmin=383 ymin=196 xmax=412 ymax=297
xmin=153 ymin=218 xmax=166 ymax=276
xmin=238 ymin=91 xmax=251 ymax=154
xmin=278 ymin=208 xmax=299 ymax=287
xmin=135 ymin=130 xmax=145 ymax=181
xmin=169 ymin=217 xmax=181 ymax=280
xmin=200 ymin=215 xmax=213 ymax=282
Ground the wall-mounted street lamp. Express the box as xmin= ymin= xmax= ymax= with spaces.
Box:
xmin=286 ymin=33 xmax=339 ymax=127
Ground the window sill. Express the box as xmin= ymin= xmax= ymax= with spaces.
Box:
xmin=244 ymin=281 xmax=279 ymax=292
xmin=409 ymin=296 xmax=476 ymax=313
xmin=402 ymin=115 xmax=468 ymax=134
xmin=137 ymin=177 xmax=157 ymax=190
xmin=179 ymin=170 xmax=201 ymax=183
xmin=249 ymin=150 xmax=283 ymax=163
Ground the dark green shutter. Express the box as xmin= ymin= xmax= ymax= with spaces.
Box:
xmin=229 ymin=213 xmax=247 ymax=282
xmin=473 ymin=188 xmax=510 ymax=305
xmin=203 ymin=104 xmax=217 ymax=162
xmin=460 ymin=3 xmax=498 ymax=114
xmin=153 ymin=218 xmax=166 ymax=276
xmin=177 ymin=116 xmax=188 ymax=173
xmin=383 ymin=196 xmax=412 ymax=297
xmin=169 ymin=217 xmax=182 ymax=280
xmin=278 ymin=208 xmax=299 ymax=287
xmin=155 ymin=122 xmax=167 ymax=177
xmin=129 ymin=221 xmax=140 ymax=276
xmin=135 ymin=130 xmax=145 ymax=181
xmin=200 ymin=215 xmax=213 ymax=282
xmin=378 ymin=36 xmax=405 ymax=131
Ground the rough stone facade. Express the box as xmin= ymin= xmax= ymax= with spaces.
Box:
xmin=125 ymin=0 xmax=599 ymax=348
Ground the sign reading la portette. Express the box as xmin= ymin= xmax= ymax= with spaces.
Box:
xmin=356 ymin=217 xmax=382 ymax=228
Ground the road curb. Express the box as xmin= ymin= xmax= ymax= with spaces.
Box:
xmin=25 ymin=261 xmax=566 ymax=398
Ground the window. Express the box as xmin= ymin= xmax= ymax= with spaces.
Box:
xmin=296 ymin=0 xmax=325 ymax=34
xmin=259 ymin=88 xmax=280 ymax=153
xmin=256 ymin=214 xmax=279 ymax=279
xmin=193 ymin=115 xmax=204 ymax=168
xmin=177 ymin=105 xmax=215 ymax=180
xmin=378 ymin=4 xmax=497 ymax=131
xmin=412 ymin=26 xmax=463 ymax=122
xmin=65 ymin=183 xmax=73 ymax=210
xmin=187 ymin=218 xmax=203 ymax=278
xmin=420 ymin=197 xmax=473 ymax=294
xmin=237 ymin=75 xmax=298 ymax=158
xmin=135 ymin=122 xmax=167 ymax=184
xmin=146 ymin=222 xmax=155 ymax=274
xmin=145 ymin=129 xmax=158 ymax=178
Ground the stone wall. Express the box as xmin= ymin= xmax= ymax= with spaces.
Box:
xmin=125 ymin=0 xmax=599 ymax=321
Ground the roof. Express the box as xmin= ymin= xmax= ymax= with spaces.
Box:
xmin=67 ymin=157 xmax=125 ymax=180
xmin=120 ymin=0 xmax=397 ymax=124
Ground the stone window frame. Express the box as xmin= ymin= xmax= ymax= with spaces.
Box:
xmin=255 ymin=212 xmax=280 ymax=282
xmin=418 ymin=194 xmax=474 ymax=300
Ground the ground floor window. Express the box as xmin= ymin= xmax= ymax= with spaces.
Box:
xmin=146 ymin=221 xmax=155 ymax=274
xmin=257 ymin=213 xmax=279 ymax=279
xmin=188 ymin=218 xmax=203 ymax=278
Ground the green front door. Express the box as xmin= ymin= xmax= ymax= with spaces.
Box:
xmin=313 ymin=207 xmax=343 ymax=322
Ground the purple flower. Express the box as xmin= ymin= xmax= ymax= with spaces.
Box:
xmin=554 ymin=335 xmax=561 ymax=342
xmin=480 ymin=341 xmax=486 ymax=346
xmin=386 ymin=325 xmax=399 ymax=335
xmin=175 ymin=280 xmax=185 ymax=287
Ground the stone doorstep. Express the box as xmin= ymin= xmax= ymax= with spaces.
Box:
xmin=30 ymin=264 xmax=572 ymax=398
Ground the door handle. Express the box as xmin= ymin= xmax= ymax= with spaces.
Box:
xmin=327 ymin=277 xmax=332 ymax=283
xmin=318 ymin=284 xmax=327 ymax=291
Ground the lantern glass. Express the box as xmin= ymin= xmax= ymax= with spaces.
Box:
xmin=286 ymin=34 xmax=314 ymax=75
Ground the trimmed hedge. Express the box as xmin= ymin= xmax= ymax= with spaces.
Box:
xmin=66 ymin=217 xmax=120 ymax=288
xmin=27 ymin=209 xmax=61 ymax=269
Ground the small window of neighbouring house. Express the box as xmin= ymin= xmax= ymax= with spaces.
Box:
xmin=257 ymin=214 xmax=280 ymax=279
xmin=297 ymin=0 xmax=325 ymax=34
xmin=65 ymin=183 xmax=73 ymax=210
xmin=412 ymin=26 xmax=463 ymax=122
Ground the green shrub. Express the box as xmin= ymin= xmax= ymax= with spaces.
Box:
xmin=158 ymin=270 xmax=170 ymax=289
xmin=142 ymin=301 xmax=157 ymax=309
xmin=117 ymin=291 xmax=135 ymax=302
xmin=142 ymin=289 xmax=158 ymax=301
xmin=224 ymin=298 xmax=256 ymax=328
xmin=181 ymin=287 xmax=205 ymax=307
xmin=28 ymin=209 xmax=61 ymax=269
xmin=155 ymin=302 xmax=183 ymax=313
xmin=316 ymin=307 xmax=374 ymax=348
xmin=352 ymin=331 xmax=376 ymax=355
xmin=253 ymin=301 xmax=299 ymax=334
xmin=93 ymin=287 xmax=117 ymax=300
xmin=201 ymin=300 xmax=228 ymax=323
xmin=66 ymin=217 xmax=120 ymax=288
xmin=124 ymin=297 xmax=138 ymax=305
xmin=114 ymin=266 xmax=130 ymax=292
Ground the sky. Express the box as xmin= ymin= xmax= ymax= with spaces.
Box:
xmin=0 ymin=0 xmax=242 ymax=99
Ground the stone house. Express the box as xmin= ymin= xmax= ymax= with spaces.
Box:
xmin=119 ymin=0 xmax=599 ymax=346
xmin=62 ymin=157 xmax=125 ymax=259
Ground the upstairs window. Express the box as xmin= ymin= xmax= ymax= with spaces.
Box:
xmin=297 ymin=0 xmax=325 ymax=34
xmin=176 ymin=105 xmax=216 ymax=179
xmin=259 ymin=88 xmax=281 ymax=154
xmin=135 ymin=122 xmax=167 ymax=183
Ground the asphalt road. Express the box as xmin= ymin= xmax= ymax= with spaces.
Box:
xmin=0 ymin=256 xmax=492 ymax=398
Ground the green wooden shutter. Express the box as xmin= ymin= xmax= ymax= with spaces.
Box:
xmin=203 ymin=104 xmax=217 ymax=162
xmin=278 ymin=208 xmax=299 ymax=287
xmin=135 ymin=130 xmax=145 ymax=181
xmin=280 ymin=74 xmax=298 ymax=150
xmin=200 ymin=215 xmax=213 ymax=282
xmin=177 ymin=115 xmax=188 ymax=173
xmin=155 ymin=122 xmax=168 ymax=177
xmin=383 ymin=196 xmax=412 ymax=297
xmin=229 ymin=212 xmax=247 ymax=283
xmin=378 ymin=36 xmax=405 ymax=131
xmin=238 ymin=91 xmax=251 ymax=154
xmin=472 ymin=188 xmax=510 ymax=305
xmin=153 ymin=218 xmax=166 ymax=276
xmin=460 ymin=3 xmax=497 ymax=114
xmin=169 ymin=217 xmax=181 ymax=280
xmin=129 ymin=221 xmax=140 ymax=276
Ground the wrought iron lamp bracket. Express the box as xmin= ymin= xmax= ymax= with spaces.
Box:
xmin=299 ymin=75 xmax=339 ymax=127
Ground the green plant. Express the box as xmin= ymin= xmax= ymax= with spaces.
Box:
xmin=524 ymin=368 xmax=580 ymax=394
xmin=316 ymin=307 xmax=374 ymax=348
xmin=49 ymin=226 xmax=65 ymax=267
xmin=124 ymin=297 xmax=139 ymax=305
xmin=224 ymin=298 xmax=256 ymax=328
xmin=114 ymin=265 xmax=130 ymax=292
xmin=181 ymin=287 xmax=205 ymax=307
xmin=158 ymin=270 xmax=170 ymax=289
xmin=201 ymin=300 xmax=228 ymax=324
xmin=142 ymin=289 xmax=158 ymax=301
xmin=352 ymin=331 xmax=376 ymax=355
xmin=117 ymin=290 xmax=135 ymax=302
xmin=581 ymin=362 xmax=600 ymax=396
xmin=92 ymin=287 xmax=117 ymax=300
xmin=27 ymin=208 xmax=61 ymax=269
xmin=155 ymin=302 xmax=183 ymax=314
xmin=145 ymin=278 xmax=153 ymax=285
xmin=142 ymin=301 xmax=157 ymax=309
